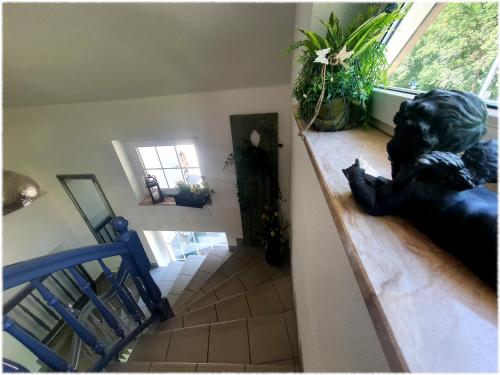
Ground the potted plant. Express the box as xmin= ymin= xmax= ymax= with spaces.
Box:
xmin=288 ymin=4 xmax=405 ymax=133
xmin=174 ymin=179 xmax=212 ymax=208
xmin=259 ymin=204 xmax=290 ymax=266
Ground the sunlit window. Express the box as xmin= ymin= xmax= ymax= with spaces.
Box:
xmin=136 ymin=144 xmax=202 ymax=188
xmin=160 ymin=231 xmax=228 ymax=261
xmin=386 ymin=2 xmax=498 ymax=103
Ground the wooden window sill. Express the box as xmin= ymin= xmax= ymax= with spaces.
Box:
xmin=294 ymin=109 xmax=497 ymax=372
xmin=138 ymin=196 xmax=212 ymax=207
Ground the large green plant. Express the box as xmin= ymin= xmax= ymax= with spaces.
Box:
xmin=288 ymin=4 xmax=405 ymax=128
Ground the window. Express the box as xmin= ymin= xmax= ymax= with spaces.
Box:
xmin=160 ymin=231 xmax=228 ymax=261
xmin=136 ymin=144 xmax=202 ymax=188
xmin=384 ymin=2 xmax=498 ymax=105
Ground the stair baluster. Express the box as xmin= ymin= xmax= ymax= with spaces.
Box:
xmin=48 ymin=274 xmax=77 ymax=303
xmin=3 ymin=317 xmax=73 ymax=372
xmin=122 ymin=256 xmax=155 ymax=313
xmin=113 ymin=218 xmax=173 ymax=321
xmin=60 ymin=269 xmax=81 ymax=292
xmin=29 ymin=292 xmax=60 ymax=322
xmin=31 ymin=279 xmax=106 ymax=356
xmin=17 ymin=303 xmax=52 ymax=333
xmin=68 ymin=266 xmax=125 ymax=338
xmin=97 ymin=259 xmax=145 ymax=323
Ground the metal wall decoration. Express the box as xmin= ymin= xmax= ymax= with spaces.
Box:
xmin=343 ymin=89 xmax=497 ymax=289
xmin=3 ymin=170 xmax=43 ymax=215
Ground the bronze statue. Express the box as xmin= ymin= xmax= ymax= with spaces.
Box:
xmin=343 ymin=89 xmax=497 ymax=289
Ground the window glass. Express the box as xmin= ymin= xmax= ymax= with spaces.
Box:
xmin=388 ymin=3 xmax=498 ymax=101
xmin=184 ymin=168 xmax=202 ymax=185
xmin=146 ymin=169 xmax=168 ymax=188
xmin=211 ymin=232 xmax=229 ymax=247
xmin=184 ymin=244 xmax=199 ymax=258
xmin=138 ymin=147 xmax=161 ymax=169
xmin=194 ymin=232 xmax=211 ymax=249
xmin=176 ymin=145 xmax=200 ymax=168
xmin=170 ymin=242 xmax=185 ymax=261
xmin=162 ymin=231 xmax=177 ymax=243
xmin=157 ymin=146 xmax=180 ymax=169
xmin=160 ymin=231 xmax=228 ymax=261
xmin=137 ymin=143 xmax=204 ymax=189
xmin=164 ymin=169 xmax=184 ymax=187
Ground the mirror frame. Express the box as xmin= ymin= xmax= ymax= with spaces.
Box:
xmin=56 ymin=174 xmax=116 ymax=243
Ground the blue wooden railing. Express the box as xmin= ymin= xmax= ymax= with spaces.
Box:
xmin=2 ymin=217 xmax=174 ymax=372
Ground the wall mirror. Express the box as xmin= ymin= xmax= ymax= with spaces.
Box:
xmin=57 ymin=174 xmax=116 ymax=243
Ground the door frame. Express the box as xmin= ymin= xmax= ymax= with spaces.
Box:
xmin=56 ymin=174 xmax=116 ymax=243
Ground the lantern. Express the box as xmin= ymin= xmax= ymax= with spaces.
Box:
xmin=144 ymin=175 xmax=164 ymax=204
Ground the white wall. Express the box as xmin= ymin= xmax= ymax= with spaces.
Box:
xmin=3 ymin=84 xmax=292 ymax=266
xmin=289 ymin=2 xmax=389 ymax=371
xmin=289 ymin=121 xmax=389 ymax=371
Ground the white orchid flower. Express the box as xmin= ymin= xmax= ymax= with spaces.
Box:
xmin=331 ymin=45 xmax=354 ymax=67
xmin=314 ymin=48 xmax=331 ymax=65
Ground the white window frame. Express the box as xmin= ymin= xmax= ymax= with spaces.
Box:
xmin=373 ymin=2 xmax=498 ymax=134
xmin=372 ymin=87 xmax=498 ymax=138
xmin=133 ymin=138 xmax=203 ymax=189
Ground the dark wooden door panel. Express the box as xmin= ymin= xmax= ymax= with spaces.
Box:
xmin=229 ymin=113 xmax=279 ymax=246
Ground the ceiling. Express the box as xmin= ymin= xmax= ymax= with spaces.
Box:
xmin=3 ymin=3 xmax=295 ymax=107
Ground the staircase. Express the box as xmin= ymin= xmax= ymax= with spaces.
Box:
xmin=106 ymin=246 xmax=300 ymax=372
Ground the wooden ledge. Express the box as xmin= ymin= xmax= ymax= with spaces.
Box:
xmin=295 ymin=111 xmax=497 ymax=372
xmin=138 ymin=196 xmax=213 ymax=207
xmin=138 ymin=196 xmax=176 ymax=206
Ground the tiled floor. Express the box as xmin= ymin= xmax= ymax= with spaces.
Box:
xmin=156 ymin=276 xmax=293 ymax=331
xmin=130 ymin=312 xmax=299 ymax=365
xmin=107 ymin=362 xmax=297 ymax=372
xmin=149 ymin=253 xmax=211 ymax=306
xmin=169 ymin=247 xmax=235 ymax=312
xmin=181 ymin=261 xmax=290 ymax=313
xmin=114 ymin=245 xmax=300 ymax=373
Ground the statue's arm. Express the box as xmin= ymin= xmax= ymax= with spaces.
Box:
xmin=342 ymin=160 xmax=401 ymax=216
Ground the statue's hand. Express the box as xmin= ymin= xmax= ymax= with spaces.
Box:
xmin=342 ymin=159 xmax=365 ymax=182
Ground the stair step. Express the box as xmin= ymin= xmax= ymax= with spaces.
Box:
xmin=170 ymin=246 xmax=259 ymax=312
xmin=182 ymin=260 xmax=289 ymax=313
xmin=106 ymin=361 xmax=299 ymax=372
xmin=129 ymin=311 xmax=299 ymax=366
xmin=156 ymin=276 xmax=293 ymax=332
xmin=178 ymin=254 xmax=254 ymax=310
xmin=166 ymin=247 xmax=232 ymax=309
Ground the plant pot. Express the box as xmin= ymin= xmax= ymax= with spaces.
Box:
xmin=174 ymin=193 xmax=208 ymax=208
xmin=264 ymin=240 xmax=287 ymax=267
xmin=303 ymin=98 xmax=362 ymax=132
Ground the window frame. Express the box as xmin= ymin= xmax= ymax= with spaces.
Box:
xmin=371 ymin=87 xmax=498 ymax=136
xmin=378 ymin=2 xmax=498 ymax=110
xmin=134 ymin=139 xmax=203 ymax=189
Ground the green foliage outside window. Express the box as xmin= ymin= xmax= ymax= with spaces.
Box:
xmin=389 ymin=3 xmax=498 ymax=100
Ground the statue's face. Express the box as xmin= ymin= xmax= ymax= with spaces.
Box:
xmin=387 ymin=98 xmax=433 ymax=178
xmin=386 ymin=89 xmax=488 ymax=179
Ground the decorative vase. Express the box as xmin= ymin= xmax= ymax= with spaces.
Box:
xmin=302 ymin=98 xmax=361 ymax=132
xmin=264 ymin=240 xmax=286 ymax=267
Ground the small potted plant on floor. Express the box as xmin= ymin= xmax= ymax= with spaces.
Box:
xmin=288 ymin=4 xmax=404 ymax=133
xmin=174 ymin=179 xmax=212 ymax=208
xmin=259 ymin=204 xmax=290 ymax=266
